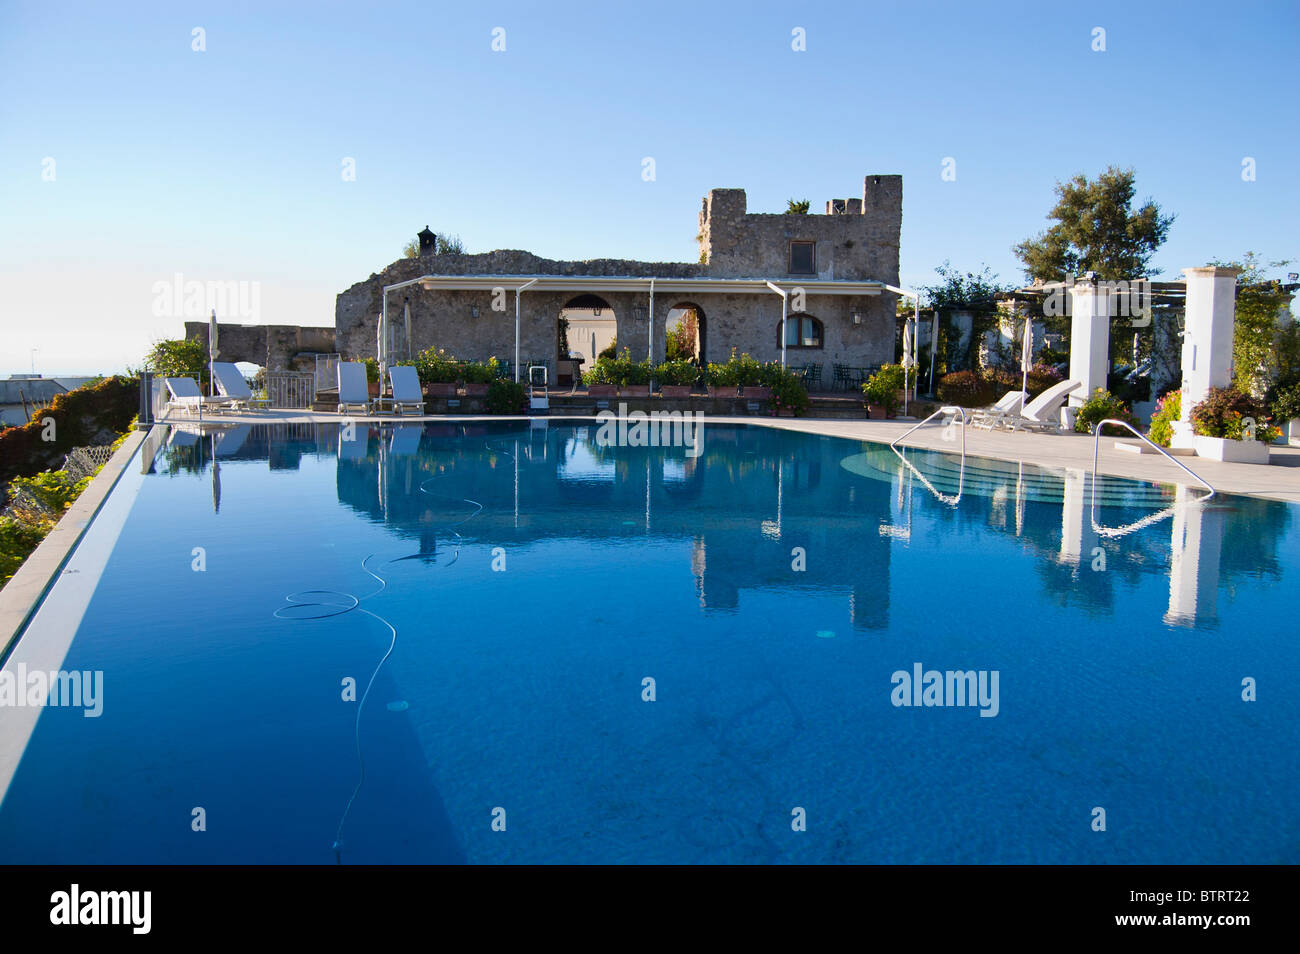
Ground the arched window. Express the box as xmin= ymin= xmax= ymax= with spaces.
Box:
xmin=778 ymin=313 xmax=823 ymax=349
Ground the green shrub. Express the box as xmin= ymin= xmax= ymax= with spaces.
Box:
xmin=862 ymin=365 xmax=915 ymax=416
xmin=412 ymin=347 xmax=461 ymax=384
xmin=1024 ymin=364 xmax=1065 ymax=397
xmin=485 ymin=380 xmax=527 ymax=414
xmin=1147 ymin=390 xmax=1181 ymax=448
xmin=654 ymin=358 xmax=698 ymax=387
xmin=1038 ymin=347 xmax=1068 ymax=367
xmin=598 ymin=339 xmax=618 ymax=361
xmin=459 ymin=361 xmax=497 ymax=385
xmin=756 ymin=364 xmax=810 ymax=415
xmin=0 ymin=514 xmax=47 ymax=588
xmin=8 ymin=471 xmax=90 ymax=519
xmin=705 ymin=359 xmax=737 ymax=388
xmin=1074 ymin=388 xmax=1138 ymax=435
xmin=361 ymin=357 xmax=380 ymax=384
xmin=0 ymin=376 xmax=137 ymax=498
xmin=1190 ymin=387 xmax=1280 ymax=443
xmin=144 ymin=338 xmax=208 ymax=385
xmin=936 ymin=370 xmax=992 ymax=407
xmin=1269 ymin=382 xmax=1300 ymax=424
xmin=581 ymin=349 xmax=651 ymax=387
xmin=704 ymin=350 xmax=764 ymax=388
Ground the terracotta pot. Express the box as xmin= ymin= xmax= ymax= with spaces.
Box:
xmin=367 ymin=382 xmax=380 ymax=397
xmin=659 ymin=385 xmax=692 ymax=399
xmin=425 ymin=382 xmax=457 ymax=397
xmin=867 ymin=405 xmax=887 ymax=420
xmin=463 ymin=382 xmax=490 ymax=397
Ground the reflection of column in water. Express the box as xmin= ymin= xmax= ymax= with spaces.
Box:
xmin=1165 ymin=485 xmax=1224 ymax=626
xmin=1015 ymin=461 xmax=1026 ymax=537
xmin=1059 ymin=468 xmax=1095 ymax=565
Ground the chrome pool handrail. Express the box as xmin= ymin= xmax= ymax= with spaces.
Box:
xmin=889 ymin=406 xmax=967 ymax=506
xmin=1089 ymin=419 xmax=1216 ymax=538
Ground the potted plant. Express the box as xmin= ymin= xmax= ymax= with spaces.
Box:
xmin=765 ymin=366 xmax=810 ymax=417
xmin=461 ymin=361 xmax=493 ymax=397
xmin=362 ymin=357 xmax=381 ymax=397
xmin=862 ymin=368 xmax=901 ymax=419
xmin=1269 ymin=382 xmax=1300 ymax=446
xmin=1189 ymin=387 xmax=1279 ymax=463
xmin=705 ymin=356 xmax=738 ymax=397
xmin=1146 ymin=390 xmax=1181 ymax=447
xmin=413 ymin=347 xmax=461 ymax=396
xmin=655 ymin=358 xmax=697 ymax=398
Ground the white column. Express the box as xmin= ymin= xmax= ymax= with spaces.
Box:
xmin=1172 ymin=266 xmax=1239 ymax=448
xmin=1067 ymin=280 xmax=1111 ymax=407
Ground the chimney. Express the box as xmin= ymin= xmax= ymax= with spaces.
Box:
xmin=417 ymin=226 xmax=436 ymax=257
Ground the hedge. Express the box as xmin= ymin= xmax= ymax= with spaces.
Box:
xmin=0 ymin=376 xmax=138 ymax=501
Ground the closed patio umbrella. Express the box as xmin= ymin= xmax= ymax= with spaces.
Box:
xmin=208 ymin=309 xmax=219 ymax=397
xmin=1020 ymin=315 xmax=1033 ymax=412
xmin=928 ymin=311 xmax=939 ymax=394
xmin=210 ymin=432 xmax=220 ymax=514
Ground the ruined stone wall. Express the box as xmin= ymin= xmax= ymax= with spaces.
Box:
xmin=698 ymin=175 xmax=902 ymax=284
xmin=335 ymin=174 xmax=902 ymax=376
xmin=184 ymin=322 xmax=336 ymax=371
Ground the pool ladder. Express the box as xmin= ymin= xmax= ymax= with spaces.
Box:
xmin=1089 ymin=419 xmax=1215 ymax=538
xmin=888 ymin=406 xmax=968 ymax=506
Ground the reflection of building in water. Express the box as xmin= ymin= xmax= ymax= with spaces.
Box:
xmin=163 ymin=420 xmax=1292 ymax=635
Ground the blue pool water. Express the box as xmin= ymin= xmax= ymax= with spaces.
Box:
xmin=1 ymin=420 xmax=1296 ymax=864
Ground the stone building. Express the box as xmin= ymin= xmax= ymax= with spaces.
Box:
xmin=335 ymin=175 xmax=904 ymax=382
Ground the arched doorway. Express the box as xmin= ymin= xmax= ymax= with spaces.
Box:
xmin=559 ymin=294 xmax=617 ymax=386
xmin=665 ymin=302 xmax=706 ymax=364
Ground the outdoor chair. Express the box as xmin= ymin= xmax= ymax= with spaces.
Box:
xmin=386 ymin=366 xmax=426 ymax=416
xmin=164 ymin=377 xmax=233 ymax=416
xmin=970 ymin=390 xmax=1030 ymax=430
xmin=336 ymin=361 xmax=372 ymax=415
xmin=999 ymin=380 xmax=1081 ymax=433
xmin=211 ymin=362 xmax=270 ymax=410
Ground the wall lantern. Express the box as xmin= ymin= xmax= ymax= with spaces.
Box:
xmin=471 ymin=306 xmax=480 ymax=319
xmin=852 ymin=312 xmax=862 ymax=325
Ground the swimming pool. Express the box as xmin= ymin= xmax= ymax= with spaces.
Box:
xmin=1 ymin=420 xmax=1296 ymax=863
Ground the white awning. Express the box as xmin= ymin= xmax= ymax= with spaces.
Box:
xmin=413 ymin=275 xmax=892 ymax=296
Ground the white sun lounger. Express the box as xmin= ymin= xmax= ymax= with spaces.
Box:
xmin=337 ymin=362 xmax=372 ymax=415
xmin=387 ymin=365 xmax=426 ymax=416
xmin=164 ymin=377 xmax=233 ymax=416
xmin=211 ymin=362 xmax=270 ymax=410
xmin=1001 ymin=379 xmax=1082 ymax=432
xmin=970 ymin=390 xmax=1030 ymax=430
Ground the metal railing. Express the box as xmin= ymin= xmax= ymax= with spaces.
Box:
xmin=889 ymin=405 xmax=967 ymax=506
xmin=266 ymin=371 xmax=315 ymax=409
xmin=314 ymin=354 xmax=341 ymax=394
xmin=1089 ymin=418 xmax=1216 ymax=538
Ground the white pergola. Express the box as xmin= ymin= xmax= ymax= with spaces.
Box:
xmin=380 ymin=274 xmax=921 ymax=383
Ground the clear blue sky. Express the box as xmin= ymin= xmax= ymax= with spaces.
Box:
xmin=1 ymin=0 xmax=1295 ymax=375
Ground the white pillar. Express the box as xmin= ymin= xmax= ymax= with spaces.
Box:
xmin=1172 ymin=266 xmax=1239 ymax=448
xmin=1067 ymin=280 xmax=1111 ymax=407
